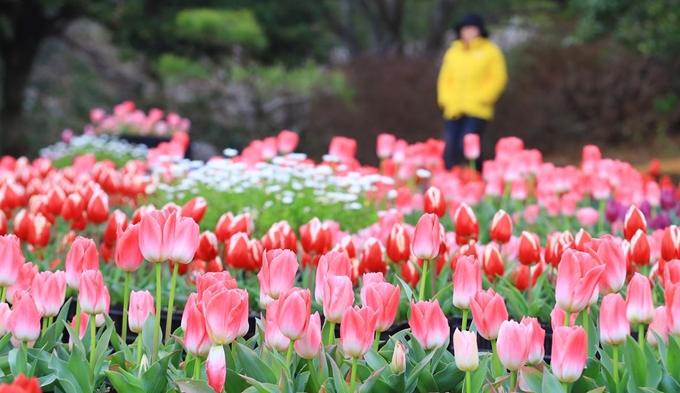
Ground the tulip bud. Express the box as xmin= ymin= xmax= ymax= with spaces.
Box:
xmin=79 ymin=270 xmax=108 ymax=315
xmin=300 ymin=217 xmax=332 ymax=255
xmin=103 ymin=209 xmax=127 ymax=246
xmin=340 ymin=306 xmax=377 ymax=358
xmin=626 ymin=273 xmax=654 ymax=325
xmin=599 ymin=293 xmax=629 ymax=346
xmin=390 ymin=341 xmax=406 ymax=374
xmin=573 ymin=228 xmax=592 ymax=252
xmin=409 ymin=300 xmax=449 ymax=350
xmin=294 ymin=312 xmax=322 ymax=359
xmin=423 ymin=187 xmax=446 ymax=218
xmin=361 ymin=282 xmax=400 ymax=332
xmin=521 ymin=317 xmax=546 ymax=364
xmin=277 ymin=288 xmax=311 ymax=341
xmin=0 ymin=235 xmax=25 ymax=287
xmin=661 ymin=225 xmax=680 ymax=261
xmin=359 ymin=237 xmax=386 ymax=275
xmin=323 ymin=275 xmax=354 ymax=324
xmin=648 ymin=306 xmax=669 ymax=348
xmin=31 ymin=271 xmax=67 ymax=318
xmin=115 ymin=224 xmax=144 ymax=272
xmin=453 ymin=203 xmax=479 ymax=244
xmin=181 ymin=196 xmax=208 ymax=224
xmin=453 ymin=329 xmax=479 ymax=372
xmin=497 ymin=320 xmax=531 ymax=371
xmin=489 ymin=210 xmax=512 ymax=244
xmin=629 ymin=229 xmax=651 ymax=266
xmin=265 ymin=300 xmax=290 ymax=352
xmin=463 ymin=133 xmax=480 ymax=160
xmin=411 ymin=213 xmax=441 ymax=260
xmin=7 ymin=262 xmax=38 ymax=304
xmin=182 ymin=299 xmax=212 ymax=357
xmin=128 ymin=290 xmax=155 ymax=334
xmin=206 ymin=345 xmax=226 ymax=393
xmin=452 ymin=256 xmax=482 ymax=310
xmin=482 ymin=244 xmax=504 ymax=282
xmin=623 ymin=205 xmax=647 ymax=241
xmin=7 ymin=291 xmax=42 ymax=342
xmin=551 ymin=326 xmax=587 ymax=383
xmin=315 ymin=251 xmax=352 ymax=305
xmin=258 ymin=249 xmax=299 ymax=301
xmin=518 ymin=231 xmax=541 ymax=266
xmin=86 ymin=190 xmax=109 ymax=224
xmin=555 ymin=250 xmax=604 ymax=314
xmin=386 ymin=223 xmax=411 ymax=263
xmin=470 ymin=288 xmax=508 ymax=341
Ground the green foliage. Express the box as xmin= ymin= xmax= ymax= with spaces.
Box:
xmin=175 ymin=8 xmax=267 ymax=49
xmin=157 ymin=53 xmax=210 ymax=82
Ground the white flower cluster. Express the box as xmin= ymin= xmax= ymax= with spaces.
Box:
xmin=40 ymin=134 xmax=148 ymax=161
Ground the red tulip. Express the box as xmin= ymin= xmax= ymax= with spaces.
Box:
xmin=511 ymin=260 xmax=544 ymax=292
xmin=359 ymin=237 xmax=386 ymax=275
xmin=206 ymin=345 xmax=226 ymax=393
xmin=61 ymin=193 xmax=85 ymax=222
xmin=0 ymin=211 xmax=7 ymax=236
xmin=315 ymin=251 xmax=352 ymax=305
xmin=27 ymin=213 xmax=50 ymax=248
xmin=662 ymin=225 xmax=680 ymax=261
xmin=409 ymin=300 xmax=449 ymax=350
xmin=12 ymin=210 xmax=30 ymax=241
xmin=497 ymin=320 xmax=531 ymax=371
xmin=0 ymin=235 xmax=24 ymax=287
xmin=264 ymin=299 xmax=290 ymax=352
xmin=573 ymin=228 xmax=592 ymax=252
xmin=79 ymin=270 xmax=107 ymax=315
xmin=453 ymin=203 xmax=478 ymax=244
xmin=7 ymin=263 xmax=38 ymax=304
xmin=482 ymin=244 xmax=504 ymax=282
xmin=424 ymin=187 xmax=446 ymax=218
xmin=323 ymin=275 xmax=354 ymax=323
xmin=0 ymin=374 xmax=41 ymax=393
xmin=649 ymin=306 xmax=669 ymax=348
xmin=182 ymin=300 xmax=211 ymax=357
xmin=204 ymin=288 xmax=249 ymax=345
xmin=139 ymin=209 xmax=177 ymax=263
xmin=623 ymin=205 xmax=647 ymax=241
xmin=86 ymin=190 xmax=109 ymax=224
xmin=453 ymin=329 xmax=478 ymax=372
xmin=31 ymin=271 xmax=66 ymax=318
xmin=470 ymin=288 xmax=508 ymax=341
xmin=551 ymin=326 xmax=587 ymax=383
xmin=518 ymin=231 xmax=541 ymax=266
xmin=385 ymin=223 xmax=411 ymax=263
xmin=626 ymin=273 xmax=654 ymax=324
xmin=7 ymin=291 xmax=41 ymax=342
xmin=65 ymin=237 xmax=100 ymax=290
xmin=361 ymin=282 xmax=400 ymax=332
xmin=115 ymin=224 xmax=144 ymax=272
xmin=181 ymin=197 xmax=207 ymax=224
xmin=277 ymin=288 xmax=311 ymax=341
xmin=521 ymin=317 xmax=545 ymax=364
xmin=555 ymin=249 xmax=604 ymax=313
xmin=452 ymin=256 xmax=482 ymax=309
xmin=490 ymin=210 xmax=512 ymax=244
xmin=300 ymin=218 xmax=331 ymax=255
xmin=103 ymin=210 xmax=128 ymax=246
xmin=599 ymin=293 xmax=629 ymax=346
xmin=295 ymin=312 xmax=322 ymax=359
xmin=401 ymin=260 xmax=420 ymax=287
xmin=463 ymin=133 xmax=480 ymax=160
xmin=337 ymin=235 xmax=357 ymax=259
xmin=665 ymin=280 xmax=680 ymax=335
xmin=629 ymin=229 xmax=651 ymax=266
xmin=340 ymin=306 xmax=377 ymax=358
xmin=586 ymin=235 xmax=626 ymax=294
xmin=411 ymin=213 xmax=441 ymax=260
xmin=224 ymin=232 xmax=250 ymax=269
xmin=128 ymin=290 xmax=155 ymax=334
xmin=131 ymin=204 xmax=155 ymax=225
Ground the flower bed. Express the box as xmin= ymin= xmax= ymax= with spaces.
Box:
xmin=1 ymin=121 xmax=680 ymax=392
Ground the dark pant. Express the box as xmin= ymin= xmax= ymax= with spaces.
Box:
xmin=443 ymin=116 xmax=486 ymax=170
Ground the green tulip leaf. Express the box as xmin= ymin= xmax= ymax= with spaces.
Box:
xmin=236 ymin=342 xmax=277 ymax=384
xmin=658 ymin=373 xmax=680 ymax=392
xmin=142 ymin=352 xmax=172 ymax=393
xmin=240 ymin=374 xmax=282 ymax=393
xmin=405 ymin=349 xmax=436 ymax=391
xmin=624 ymin=335 xmax=647 ymax=388
xmin=470 ymin=355 xmax=490 ymax=393
xmin=522 ymin=366 xmax=544 ymax=393
xmin=47 ymin=352 xmax=84 ymax=393
xmin=358 ymin=364 xmax=387 ymax=393
xmin=666 ymin=334 xmax=680 ymax=377
xmin=104 ymin=370 xmax=146 ymax=393
xmin=541 ymin=367 xmax=565 ymax=393
xmin=363 ymin=349 xmax=388 ymax=371
xmin=327 ymin=352 xmax=350 ymax=393
xmin=395 ymin=276 xmax=415 ymax=303
xmin=432 ymin=361 xmax=465 ymax=392
xmin=173 ymin=378 xmax=216 ymax=393
xmin=643 ymin=342 xmax=662 ymax=388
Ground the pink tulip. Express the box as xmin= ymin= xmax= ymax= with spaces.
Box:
xmin=7 ymin=291 xmax=41 ymax=342
xmin=626 ymin=273 xmax=655 ymax=324
xmin=170 ymin=213 xmax=200 ymax=264
xmin=295 ymin=312 xmax=322 ymax=359
xmin=322 ymin=275 xmax=354 ymax=324
xmin=575 ymin=207 xmax=599 ymax=227
xmin=183 ymin=300 xmax=212 ymax=357
xmin=65 ymin=237 xmax=99 ymax=290
xmin=0 ymin=235 xmax=24 ymax=287
xmin=521 ymin=317 xmax=545 ymax=364
xmin=340 ymin=306 xmax=377 ymax=358
xmin=94 ymin=286 xmax=110 ymax=328
xmin=470 ymin=288 xmax=508 ymax=341
xmin=452 ymin=256 xmax=482 ymax=310
xmin=360 ymin=282 xmax=400 ymax=332
xmin=361 ymin=272 xmax=386 ymax=289
xmin=204 ymin=288 xmax=249 ymax=345
xmin=586 ymin=236 xmax=626 ymax=294
xmin=138 ymin=209 xmax=177 ymax=263
xmin=31 ymin=271 xmax=66 ymax=318
xmin=550 ymin=304 xmax=578 ymax=330
xmin=453 ymin=329 xmax=479 ymax=371
xmin=463 ymin=133 xmax=480 ymax=160
xmin=315 ymin=251 xmax=352 ymax=305
xmin=257 ymin=249 xmax=299 ymax=300
xmin=7 ymin=262 xmax=38 ymax=304
xmin=666 ymin=280 xmax=680 ymax=335
xmin=649 ymin=306 xmax=669 ymax=348
xmin=79 ymin=270 xmax=108 ymax=315
xmin=265 ymin=300 xmax=290 ymax=352
xmin=599 ymin=293 xmax=629 ymax=346
xmin=277 ymin=288 xmax=311 ymax=341
xmin=391 ymin=341 xmax=406 ymax=374
xmin=277 ymin=130 xmax=299 ymax=154
xmin=555 ymin=249 xmax=604 ymax=313
xmin=409 ymin=300 xmax=449 ymax=350
xmin=411 ymin=213 xmax=441 ymax=260
xmin=206 ymin=345 xmax=226 ymax=393
xmin=115 ymin=224 xmax=144 ymax=272
xmin=376 ymin=133 xmax=396 ymax=158
xmin=128 ymin=290 xmax=155 ymax=334
xmin=551 ymin=326 xmax=587 ymax=383
xmin=196 ymin=272 xmax=238 ymax=301
xmin=497 ymin=320 xmax=531 ymax=371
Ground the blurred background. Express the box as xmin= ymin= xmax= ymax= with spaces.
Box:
xmin=1 ymin=0 xmax=679 ymax=165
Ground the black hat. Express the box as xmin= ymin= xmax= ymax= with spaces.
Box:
xmin=455 ymin=13 xmax=489 ymax=38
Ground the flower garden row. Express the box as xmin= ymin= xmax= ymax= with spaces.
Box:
xmin=0 ymin=103 xmax=679 ymax=392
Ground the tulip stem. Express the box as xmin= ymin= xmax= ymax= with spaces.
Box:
xmin=48 ymin=316 xmax=54 ymax=328
xmin=327 ymin=322 xmax=336 ymax=346
xmin=612 ymin=345 xmax=619 ymax=386
xmin=349 ymin=356 xmax=358 ymax=392
xmin=564 ymin=311 xmax=571 ymax=327
xmin=90 ymin=316 xmax=97 ymax=382
xmin=509 ymin=370 xmax=517 ymax=392
xmin=75 ymin=301 xmax=82 ymax=334
xmin=562 ymin=382 xmax=568 ymax=391
xmin=527 ymin=267 xmax=533 ymax=311
xmin=42 ymin=317 xmax=48 ymax=332
xmin=308 ymin=359 xmax=319 ymax=389
xmin=152 ymin=263 xmax=162 ymax=364
xmin=461 ymin=309 xmax=469 ymax=331
xmin=136 ymin=335 xmax=143 ymax=366
xmin=193 ymin=357 xmax=202 ymax=380
xmin=490 ymin=340 xmax=503 ymax=378
xmin=0 ymin=286 xmax=6 ymax=303
xmin=582 ymin=309 xmax=589 ymax=344
xmin=373 ymin=331 xmax=380 ymax=351
xmin=165 ymin=262 xmax=180 ymax=343
xmin=419 ymin=259 xmax=429 ymax=302
xmin=285 ymin=340 xmax=294 ymax=368
xmin=122 ymin=271 xmax=131 ymax=343
xmin=638 ymin=324 xmax=645 ymax=348
xmin=465 ymin=370 xmax=472 ymax=393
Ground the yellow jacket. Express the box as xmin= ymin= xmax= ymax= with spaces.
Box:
xmin=437 ymin=37 xmax=508 ymax=120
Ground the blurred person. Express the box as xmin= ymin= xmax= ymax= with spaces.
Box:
xmin=438 ymin=13 xmax=508 ymax=171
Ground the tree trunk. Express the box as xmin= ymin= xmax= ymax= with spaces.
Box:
xmin=424 ymin=0 xmax=458 ymax=55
